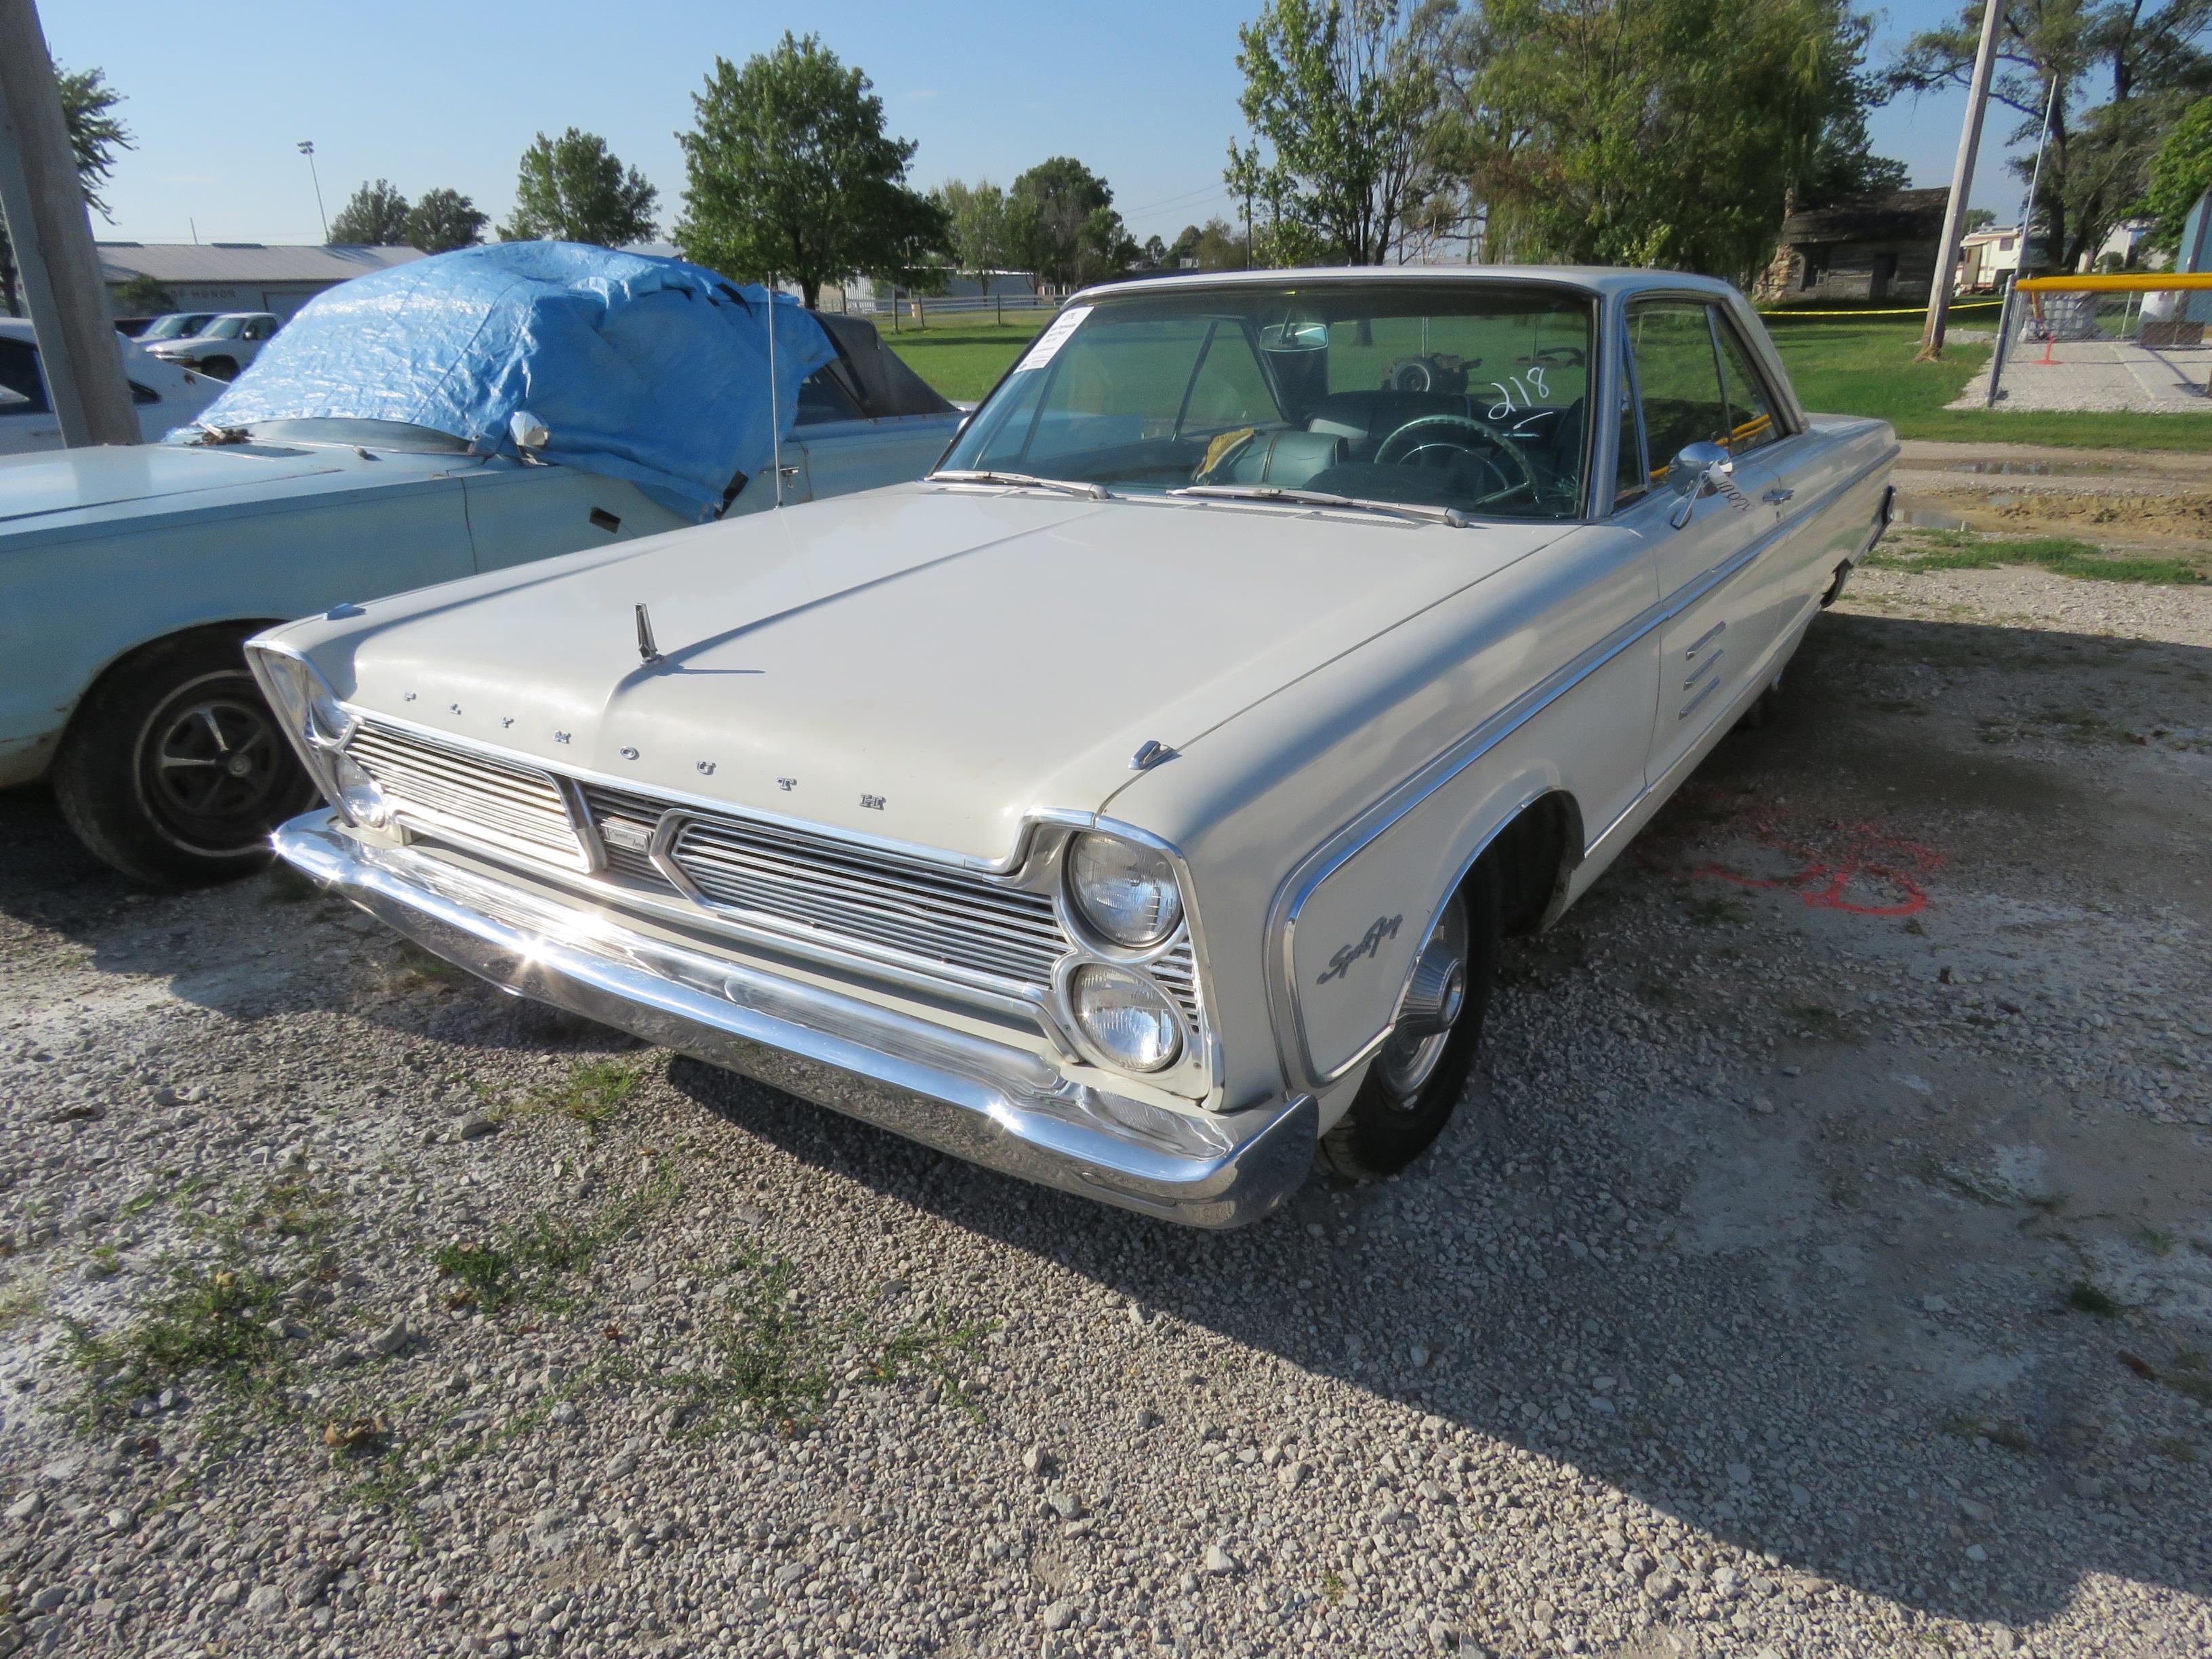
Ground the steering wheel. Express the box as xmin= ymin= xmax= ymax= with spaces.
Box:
xmin=1372 ymin=413 xmax=1540 ymax=504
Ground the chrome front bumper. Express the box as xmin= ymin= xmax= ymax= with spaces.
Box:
xmin=273 ymin=813 xmax=1313 ymax=1227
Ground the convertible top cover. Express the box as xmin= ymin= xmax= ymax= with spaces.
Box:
xmin=184 ymin=241 xmax=836 ymax=520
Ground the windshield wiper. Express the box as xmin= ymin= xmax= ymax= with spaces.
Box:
xmin=1165 ymin=483 xmax=1470 ymax=528
xmin=926 ymin=468 xmax=1111 ymax=500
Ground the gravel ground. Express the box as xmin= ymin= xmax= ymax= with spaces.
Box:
xmin=1 ymin=564 xmax=2209 ymax=1659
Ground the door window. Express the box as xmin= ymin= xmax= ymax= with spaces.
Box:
xmin=1626 ymin=301 xmax=1727 ymax=481
xmin=1712 ymin=320 xmax=1783 ymax=455
xmin=793 ymin=367 xmax=865 ymax=426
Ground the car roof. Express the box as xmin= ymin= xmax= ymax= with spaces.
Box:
xmin=1068 ymin=264 xmax=1744 ymax=306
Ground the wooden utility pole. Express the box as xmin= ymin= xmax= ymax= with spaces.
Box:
xmin=0 ymin=0 xmax=138 ymax=446
xmin=1919 ymin=0 xmax=2006 ymax=361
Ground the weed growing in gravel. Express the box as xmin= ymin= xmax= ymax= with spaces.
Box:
xmin=0 ymin=1281 xmax=43 ymax=1332
xmin=1688 ymin=896 xmax=1750 ymax=927
xmin=2138 ymin=1226 xmax=2176 ymax=1256
xmin=493 ymin=1058 xmax=642 ymax=1136
xmin=1786 ymin=1002 xmax=1851 ymax=1040
xmin=2064 ymin=1279 xmax=2123 ymax=1317
xmin=665 ymin=1249 xmax=830 ymax=1434
xmin=64 ymin=1260 xmax=295 ymax=1428
xmin=1868 ymin=531 xmax=2209 ymax=586
xmin=433 ymin=1161 xmax=678 ymax=1315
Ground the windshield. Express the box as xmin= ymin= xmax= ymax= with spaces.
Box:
xmin=939 ymin=283 xmax=1595 ymax=520
xmin=204 ymin=316 xmax=247 ymax=340
xmin=142 ymin=314 xmax=213 ymax=341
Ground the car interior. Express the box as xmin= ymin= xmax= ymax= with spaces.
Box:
xmin=944 ymin=287 xmax=1596 ymax=520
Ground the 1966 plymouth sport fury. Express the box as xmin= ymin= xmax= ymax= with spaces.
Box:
xmin=257 ymin=267 xmax=1895 ymax=1225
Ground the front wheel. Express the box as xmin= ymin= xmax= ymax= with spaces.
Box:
xmin=1318 ymin=865 xmax=1500 ymax=1181
xmin=53 ymin=632 xmax=316 ymax=886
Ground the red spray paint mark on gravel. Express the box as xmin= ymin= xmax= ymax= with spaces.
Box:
xmin=1647 ymin=796 xmax=1945 ymax=916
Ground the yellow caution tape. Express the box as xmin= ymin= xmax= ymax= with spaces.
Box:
xmin=1757 ymin=302 xmax=2004 ymax=317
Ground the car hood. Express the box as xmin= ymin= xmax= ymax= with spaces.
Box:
xmin=0 ymin=441 xmax=478 ymax=538
xmin=297 ymin=484 xmax=1569 ymax=862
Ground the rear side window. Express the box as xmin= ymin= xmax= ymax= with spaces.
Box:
xmin=794 ymin=367 xmax=864 ymax=426
xmin=1626 ymin=300 xmax=1727 ymax=479
xmin=0 ymin=339 xmax=51 ymax=413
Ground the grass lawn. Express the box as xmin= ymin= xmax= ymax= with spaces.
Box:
xmin=882 ymin=303 xmax=2209 ymax=451
xmin=881 ymin=316 xmax=1048 ymax=403
xmin=1765 ymin=312 xmax=2211 ymax=450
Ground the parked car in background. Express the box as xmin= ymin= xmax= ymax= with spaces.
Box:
xmin=258 ymin=266 xmax=1896 ymax=1226
xmin=0 ymin=319 xmax=224 ymax=455
xmin=134 ymin=312 xmax=220 ymax=344
xmin=144 ymin=311 xmax=281 ymax=380
xmin=0 ymin=242 xmax=962 ymax=885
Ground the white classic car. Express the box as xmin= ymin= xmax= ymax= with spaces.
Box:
xmin=257 ymin=268 xmax=1895 ymax=1225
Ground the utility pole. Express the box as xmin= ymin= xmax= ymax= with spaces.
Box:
xmin=0 ymin=0 xmax=136 ymax=445
xmin=1919 ymin=0 xmax=2006 ymax=361
xmin=298 ymin=140 xmax=328 ymax=242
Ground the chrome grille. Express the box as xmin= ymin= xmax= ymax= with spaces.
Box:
xmin=580 ymin=787 xmax=1201 ymax=1020
xmin=668 ymin=813 xmax=1067 ymax=987
xmin=346 ymin=722 xmax=587 ymax=870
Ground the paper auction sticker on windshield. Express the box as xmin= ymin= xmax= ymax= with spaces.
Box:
xmin=1015 ymin=305 xmax=1092 ymax=373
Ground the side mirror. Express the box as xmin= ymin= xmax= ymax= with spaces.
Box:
xmin=1666 ymin=440 xmax=1749 ymax=528
xmin=509 ymin=409 xmax=551 ymax=460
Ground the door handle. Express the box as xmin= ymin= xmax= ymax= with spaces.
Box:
xmin=1762 ymin=486 xmax=1795 ymax=505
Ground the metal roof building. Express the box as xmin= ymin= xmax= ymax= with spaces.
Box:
xmin=96 ymin=243 xmax=427 ymax=321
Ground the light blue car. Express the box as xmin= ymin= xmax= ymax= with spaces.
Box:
xmin=0 ymin=243 xmax=962 ymax=885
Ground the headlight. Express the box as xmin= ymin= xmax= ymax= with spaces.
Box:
xmin=1069 ymin=964 xmax=1183 ymax=1073
xmin=1067 ymin=833 xmax=1183 ymax=947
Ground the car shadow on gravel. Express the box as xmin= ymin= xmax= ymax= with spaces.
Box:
xmin=668 ymin=607 xmax=2212 ymax=1637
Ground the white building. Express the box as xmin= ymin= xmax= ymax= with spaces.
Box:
xmin=97 ymin=243 xmax=427 ymax=322
xmin=1954 ymin=226 xmax=2023 ymax=292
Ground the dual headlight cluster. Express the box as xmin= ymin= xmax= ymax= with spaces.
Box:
xmin=248 ymin=648 xmax=390 ymax=829
xmin=1062 ymin=832 xmax=1187 ymax=1076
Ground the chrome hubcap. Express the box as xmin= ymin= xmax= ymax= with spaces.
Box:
xmin=1372 ymin=901 xmax=1469 ymax=1107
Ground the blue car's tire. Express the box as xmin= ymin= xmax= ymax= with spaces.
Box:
xmin=54 ymin=631 xmax=314 ymax=887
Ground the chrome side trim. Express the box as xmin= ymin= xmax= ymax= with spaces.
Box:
xmin=1679 ymin=675 xmax=1722 ymax=721
xmin=272 ymin=813 xmax=1309 ymax=1228
xmin=1264 ymin=445 xmax=1891 ymax=1092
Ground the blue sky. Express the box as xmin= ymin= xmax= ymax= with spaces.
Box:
xmin=52 ymin=0 xmax=2019 ymax=251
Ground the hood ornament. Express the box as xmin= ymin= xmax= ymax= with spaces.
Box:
xmin=635 ymin=603 xmax=661 ymax=664
xmin=1130 ymin=739 xmax=1179 ymax=772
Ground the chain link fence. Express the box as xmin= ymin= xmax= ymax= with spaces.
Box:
xmin=1988 ymin=277 xmax=2212 ymax=411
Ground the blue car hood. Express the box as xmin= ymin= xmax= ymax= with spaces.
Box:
xmin=0 ymin=442 xmax=468 ymax=535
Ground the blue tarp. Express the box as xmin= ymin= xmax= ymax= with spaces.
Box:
xmin=182 ymin=242 xmax=836 ymax=520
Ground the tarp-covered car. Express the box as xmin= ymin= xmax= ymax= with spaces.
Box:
xmin=0 ymin=243 xmax=962 ymax=886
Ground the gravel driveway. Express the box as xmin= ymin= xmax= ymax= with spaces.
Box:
xmin=1 ymin=562 xmax=2207 ymax=1659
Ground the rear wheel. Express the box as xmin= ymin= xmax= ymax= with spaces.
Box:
xmin=199 ymin=356 xmax=238 ymax=380
xmin=53 ymin=632 xmax=314 ymax=886
xmin=1318 ymin=864 xmax=1501 ymax=1181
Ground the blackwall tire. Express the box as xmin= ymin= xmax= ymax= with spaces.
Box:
xmin=52 ymin=633 xmax=314 ymax=887
xmin=1317 ymin=862 xmax=1502 ymax=1182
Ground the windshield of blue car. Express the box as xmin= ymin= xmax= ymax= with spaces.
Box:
xmin=938 ymin=283 xmax=1596 ymax=520
xmin=238 ymin=418 xmax=472 ymax=454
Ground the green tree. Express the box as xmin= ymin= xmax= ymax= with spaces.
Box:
xmin=1892 ymin=0 xmax=2212 ymax=272
xmin=113 ymin=271 xmax=174 ymax=314
xmin=1225 ymin=0 xmax=1446 ymax=266
xmin=675 ymin=33 xmax=948 ymax=308
xmin=1441 ymin=0 xmax=1891 ymax=277
xmin=328 ymin=179 xmax=411 ymax=244
xmin=2142 ymin=94 xmax=2212 ymax=249
xmin=934 ymin=178 xmax=1012 ymax=274
xmin=1 ymin=64 xmax=131 ymax=316
xmin=502 ymin=128 xmax=658 ymax=247
xmin=1006 ymin=157 xmax=1137 ymax=289
xmin=405 ymin=187 xmax=489 ymax=253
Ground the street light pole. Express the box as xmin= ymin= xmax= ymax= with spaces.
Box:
xmin=298 ymin=140 xmax=328 ymax=242
xmin=1919 ymin=0 xmax=2006 ymax=361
